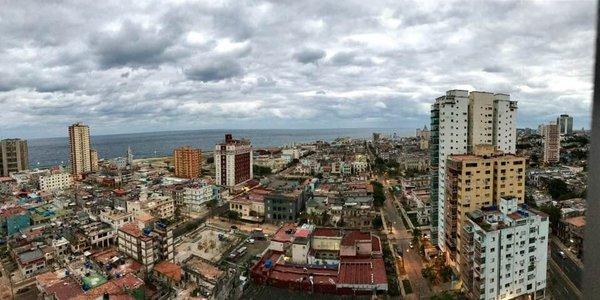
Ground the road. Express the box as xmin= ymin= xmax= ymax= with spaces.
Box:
xmin=380 ymin=176 xmax=431 ymax=299
xmin=547 ymin=238 xmax=582 ymax=299
xmin=549 ymin=239 xmax=582 ymax=289
xmin=548 ymin=259 xmax=581 ymax=300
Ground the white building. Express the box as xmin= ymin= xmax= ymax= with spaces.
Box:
xmin=179 ymin=185 xmax=215 ymax=215
xmin=99 ymin=208 xmax=134 ymax=233
xmin=39 ymin=172 xmax=73 ymax=192
xmin=460 ymin=197 xmax=548 ymax=300
xmin=432 ymin=90 xmax=469 ymax=251
xmin=431 ymin=90 xmax=518 ymax=250
xmin=492 ymin=94 xmax=518 ymax=154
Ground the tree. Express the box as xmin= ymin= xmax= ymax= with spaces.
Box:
xmin=421 ymin=266 xmax=436 ymax=283
xmin=440 ymin=265 xmax=453 ymax=282
xmin=412 ymin=228 xmax=422 ymax=245
xmin=371 ymin=181 xmax=386 ymax=207
xmin=372 ymin=215 xmax=383 ymax=229
xmin=227 ymin=210 xmax=240 ymax=220
xmin=206 ymin=198 xmax=218 ymax=209
xmin=253 ymin=165 xmax=272 ymax=176
xmin=546 ymin=178 xmax=572 ymax=200
xmin=539 ymin=204 xmax=561 ymax=230
xmin=431 ymin=291 xmax=459 ymax=300
xmin=320 ymin=211 xmax=330 ymax=226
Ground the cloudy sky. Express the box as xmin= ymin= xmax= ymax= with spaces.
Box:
xmin=0 ymin=0 xmax=596 ymax=138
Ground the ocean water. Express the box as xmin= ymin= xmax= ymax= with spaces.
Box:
xmin=27 ymin=128 xmax=410 ymax=168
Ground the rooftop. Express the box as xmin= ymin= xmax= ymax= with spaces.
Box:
xmin=153 ymin=261 xmax=183 ymax=282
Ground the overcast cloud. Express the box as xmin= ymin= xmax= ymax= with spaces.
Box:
xmin=0 ymin=0 xmax=596 ymax=138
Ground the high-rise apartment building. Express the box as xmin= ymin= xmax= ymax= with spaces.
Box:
xmin=557 ymin=114 xmax=573 ymax=135
xmin=542 ymin=123 xmax=560 ymax=164
xmin=430 ymin=90 xmax=470 ymax=249
xmin=468 ymin=92 xmax=518 ymax=154
xmin=430 ymin=90 xmax=518 ymax=250
xmin=460 ymin=197 xmax=548 ymax=300
xmin=0 ymin=138 xmax=28 ymax=176
xmin=444 ymin=145 xmax=525 ymax=261
xmin=215 ymin=134 xmax=253 ymax=187
xmin=68 ymin=123 xmax=92 ymax=178
xmin=173 ymin=146 xmax=202 ymax=179
xmin=90 ymin=149 xmax=99 ymax=172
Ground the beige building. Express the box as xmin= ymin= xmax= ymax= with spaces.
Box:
xmin=118 ymin=222 xmax=174 ymax=273
xmin=0 ymin=138 xmax=28 ymax=176
xmin=39 ymin=172 xmax=73 ymax=192
xmin=68 ymin=123 xmax=92 ymax=178
xmin=444 ymin=145 xmax=525 ymax=262
xmin=90 ymin=149 xmax=99 ymax=172
xmin=173 ymin=146 xmax=202 ymax=179
xmin=542 ymin=123 xmax=560 ymax=164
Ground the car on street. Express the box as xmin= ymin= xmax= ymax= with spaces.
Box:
xmin=558 ymin=251 xmax=566 ymax=258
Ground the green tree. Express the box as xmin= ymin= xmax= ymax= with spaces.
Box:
xmin=546 ymin=178 xmax=572 ymax=200
xmin=421 ymin=266 xmax=436 ymax=283
xmin=227 ymin=210 xmax=240 ymax=220
xmin=412 ymin=228 xmax=421 ymax=245
xmin=440 ymin=265 xmax=453 ymax=282
xmin=539 ymin=204 xmax=561 ymax=230
xmin=372 ymin=215 xmax=383 ymax=229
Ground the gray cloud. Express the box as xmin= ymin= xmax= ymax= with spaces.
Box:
xmin=0 ymin=0 xmax=595 ymax=138
xmin=184 ymin=59 xmax=243 ymax=82
xmin=293 ymin=48 xmax=326 ymax=64
xmin=90 ymin=20 xmax=183 ymax=69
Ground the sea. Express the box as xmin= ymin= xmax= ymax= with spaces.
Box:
xmin=27 ymin=128 xmax=411 ymax=168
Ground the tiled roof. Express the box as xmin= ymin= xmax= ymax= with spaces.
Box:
xmin=153 ymin=261 xmax=183 ymax=282
xmin=340 ymin=231 xmax=371 ymax=246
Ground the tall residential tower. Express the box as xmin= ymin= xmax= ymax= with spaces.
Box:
xmin=214 ymin=134 xmax=253 ymax=187
xmin=0 ymin=138 xmax=28 ymax=176
xmin=430 ymin=90 xmax=518 ymax=250
xmin=557 ymin=114 xmax=574 ymax=135
xmin=173 ymin=146 xmax=202 ymax=179
xmin=68 ymin=122 xmax=98 ymax=178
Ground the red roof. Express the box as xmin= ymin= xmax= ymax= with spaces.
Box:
xmin=294 ymin=228 xmax=311 ymax=238
xmin=371 ymin=235 xmax=382 ymax=253
xmin=153 ymin=261 xmax=183 ymax=282
xmin=271 ymin=223 xmax=297 ymax=243
xmin=0 ymin=206 xmax=27 ymax=218
xmin=312 ymin=227 xmax=342 ymax=237
xmin=341 ymin=231 xmax=371 ymax=246
xmin=338 ymin=257 xmax=387 ymax=285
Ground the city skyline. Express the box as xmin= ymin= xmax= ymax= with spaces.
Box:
xmin=0 ymin=0 xmax=595 ymax=138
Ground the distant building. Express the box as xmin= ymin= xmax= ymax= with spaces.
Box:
xmin=542 ymin=123 xmax=560 ymax=164
xmin=214 ymin=134 xmax=253 ymax=187
xmin=173 ymin=146 xmax=202 ymax=179
xmin=68 ymin=123 xmax=92 ymax=178
xmin=90 ymin=149 xmax=99 ymax=172
xmin=39 ymin=172 xmax=73 ymax=192
xmin=460 ymin=197 xmax=549 ymax=300
xmin=0 ymin=138 xmax=28 ymax=176
xmin=557 ymin=114 xmax=574 ymax=135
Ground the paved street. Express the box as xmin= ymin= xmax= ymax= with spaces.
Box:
xmin=549 ymin=239 xmax=582 ymax=289
xmin=547 ymin=238 xmax=582 ymax=299
xmin=380 ymin=176 xmax=432 ymax=299
xmin=548 ymin=259 xmax=581 ymax=300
